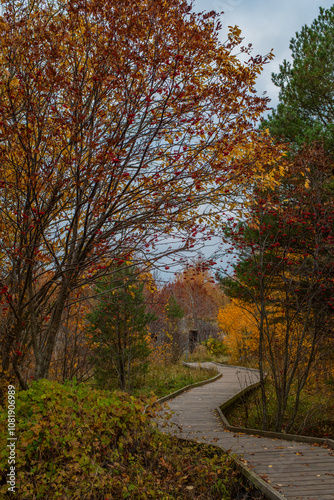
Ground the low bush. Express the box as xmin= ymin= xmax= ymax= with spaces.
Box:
xmin=202 ymin=337 xmax=228 ymax=358
xmin=1 ymin=380 xmax=154 ymax=498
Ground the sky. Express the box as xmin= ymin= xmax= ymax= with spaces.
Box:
xmin=193 ymin=0 xmax=334 ymax=111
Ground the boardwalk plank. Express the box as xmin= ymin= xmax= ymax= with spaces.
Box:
xmin=158 ymin=362 xmax=334 ymax=500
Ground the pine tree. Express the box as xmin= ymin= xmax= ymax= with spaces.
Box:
xmin=261 ymin=6 xmax=334 ymax=151
xmin=86 ymin=267 xmax=155 ymax=391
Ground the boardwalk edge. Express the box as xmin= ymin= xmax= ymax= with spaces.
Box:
xmin=154 ymin=361 xmax=334 ymax=499
xmin=212 ymin=361 xmax=262 ymax=373
xmin=217 ymin=381 xmax=334 ymax=450
xmin=215 ymin=407 xmax=289 ymax=500
xmin=156 ymin=369 xmax=222 ymax=404
xmin=155 ymin=363 xmax=283 ymax=499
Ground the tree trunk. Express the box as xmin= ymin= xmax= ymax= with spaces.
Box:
xmin=12 ymin=361 xmax=28 ymax=390
xmin=34 ymin=287 xmax=70 ymax=380
xmin=258 ymin=298 xmax=268 ymax=430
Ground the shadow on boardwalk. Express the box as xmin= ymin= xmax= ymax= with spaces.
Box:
xmin=158 ymin=362 xmax=334 ymax=500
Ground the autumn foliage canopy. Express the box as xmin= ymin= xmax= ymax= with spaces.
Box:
xmin=0 ymin=0 xmax=275 ymax=385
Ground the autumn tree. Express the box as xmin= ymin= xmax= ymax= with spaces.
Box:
xmin=257 ymin=5 xmax=334 ymax=428
xmin=163 ymin=259 xmax=226 ymax=334
xmin=49 ymin=288 xmax=93 ymax=383
xmin=163 ymin=295 xmax=185 ymax=363
xmin=148 ymin=260 xmax=227 ymax=360
xmin=217 ymin=299 xmax=258 ymax=364
xmin=0 ymin=0 xmax=275 ymax=387
xmin=218 ymin=144 xmax=334 ymax=431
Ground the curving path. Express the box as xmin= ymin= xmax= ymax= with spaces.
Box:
xmin=158 ymin=362 xmax=334 ymax=500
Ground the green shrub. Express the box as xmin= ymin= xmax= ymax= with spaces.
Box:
xmin=0 ymin=379 xmax=155 ymax=499
xmin=202 ymin=337 xmax=228 ymax=358
xmin=86 ymin=269 xmax=155 ymax=392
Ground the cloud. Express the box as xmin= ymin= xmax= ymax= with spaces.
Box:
xmin=193 ymin=0 xmax=334 ymax=109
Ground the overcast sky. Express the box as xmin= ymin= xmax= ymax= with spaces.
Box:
xmin=194 ymin=0 xmax=334 ymax=112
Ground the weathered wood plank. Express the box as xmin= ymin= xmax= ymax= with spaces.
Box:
xmin=157 ymin=362 xmax=334 ymax=499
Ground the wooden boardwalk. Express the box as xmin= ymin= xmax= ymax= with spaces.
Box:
xmin=158 ymin=363 xmax=334 ymax=500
